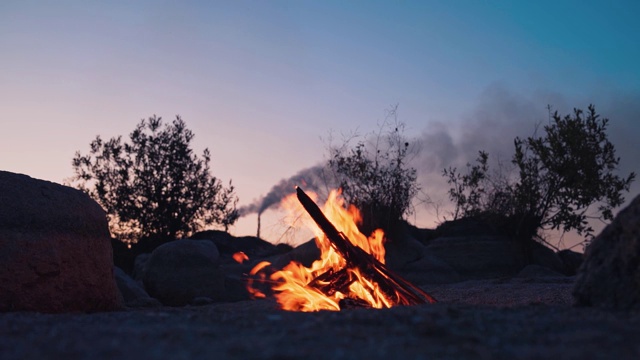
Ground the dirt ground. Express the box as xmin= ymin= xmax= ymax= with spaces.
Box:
xmin=1 ymin=278 xmax=638 ymax=360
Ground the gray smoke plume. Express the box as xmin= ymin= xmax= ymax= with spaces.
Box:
xmin=238 ymin=164 xmax=334 ymax=217
xmin=410 ymin=83 xmax=639 ymax=224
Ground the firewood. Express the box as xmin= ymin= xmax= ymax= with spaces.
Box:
xmin=296 ymin=187 xmax=436 ymax=305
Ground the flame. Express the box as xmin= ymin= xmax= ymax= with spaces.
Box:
xmin=249 ymin=189 xmax=397 ymax=312
xmin=232 ymin=251 xmax=249 ymax=264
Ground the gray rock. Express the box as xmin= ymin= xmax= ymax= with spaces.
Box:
xmin=425 ymin=236 xmax=528 ymax=279
xmin=573 ymin=194 xmax=640 ymax=311
xmin=143 ymin=239 xmax=226 ymax=306
xmin=132 ymin=253 xmax=151 ymax=282
xmin=558 ymin=249 xmax=583 ymax=276
xmin=400 ymin=252 xmax=462 ymax=284
xmin=271 ymin=239 xmax=320 ymax=270
xmin=114 ymin=267 xmax=161 ymax=308
xmin=384 ymin=234 xmax=427 ymax=270
xmin=0 ymin=171 xmax=121 ymax=313
xmin=530 ymin=241 xmax=566 ymax=274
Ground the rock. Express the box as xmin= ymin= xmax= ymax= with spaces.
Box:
xmin=400 ymin=252 xmax=462 ymax=284
xmin=143 ymin=239 xmax=226 ymax=306
xmin=573 ymin=195 xmax=640 ymax=311
xmin=384 ymin=231 xmax=427 ymax=270
xmin=113 ymin=267 xmax=161 ymax=308
xmin=516 ymin=264 xmax=565 ymax=279
xmin=271 ymin=239 xmax=320 ymax=270
xmin=425 ymin=236 xmax=527 ymax=279
xmin=190 ymin=230 xmax=286 ymax=259
xmin=0 ymin=171 xmax=121 ymax=313
xmin=530 ymin=241 xmax=566 ymax=274
xmin=557 ymin=249 xmax=583 ymax=276
xmin=132 ymin=253 xmax=151 ymax=282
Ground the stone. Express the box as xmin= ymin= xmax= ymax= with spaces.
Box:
xmin=425 ymin=236 xmax=528 ymax=279
xmin=557 ymin=249 xmax=583 ymax=276
xmin=143 ymin=239 xmax=226 ymax=306
xmin=132 ymin=253 xmax=151 ymax=282
xmin=271 ymin=238 xmax=320 ymax=270
xmin=573 ymin=194 xmax=640 ymax=311
xmin=400 ymin=252 xmax=462 ymax=284
xmin=0 ymin=171 xmax=121 ymax=313
xmin=114 ymin=267 xmax=161 ymax=308
xmin=529 ymin=241 xmax=566 ymax=274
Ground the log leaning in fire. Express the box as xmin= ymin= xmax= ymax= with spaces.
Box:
xmin=295 ymin=186 xmax=437 ymax=305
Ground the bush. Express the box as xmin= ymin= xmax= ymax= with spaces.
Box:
xmin=446 ymin=105 xmax=635 ymax=244
xmin=70 ymin=115 xmax=239 ymax=247
xmin=327 ymin=106 xmax=419 ymax=236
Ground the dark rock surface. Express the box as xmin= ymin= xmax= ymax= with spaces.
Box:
xmin=424 ymin=236 xmax=527 ymax=279
xmin=0 ymin=171 xmax=121 ymax=313
xmin=573 ymin=194 xmax=640 ymax=310
xmin=114 ymin=267 xmax=161 ymax=308
xmin=557 ymin=249 xmax=583 ymax=276
xmin=143 ymin=239 xmax=226 ymax=306
xmin=1 ymin=278 xmax=638 ymax=360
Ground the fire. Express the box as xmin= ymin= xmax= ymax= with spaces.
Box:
xmin=232 ymin=251 xmax=249 ymax=264
xmin=248 ymin=189 xmax=422 ymax=312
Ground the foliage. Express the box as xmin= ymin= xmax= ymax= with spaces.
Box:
xmin=327 ymin=106 xmax=419 ymax=234
xmin=445 ymin=105 xmax=635 ymax=242
xmin=70 ymin=115 xmax=239 ymax=244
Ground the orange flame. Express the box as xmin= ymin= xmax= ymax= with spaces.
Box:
xmin=249 ymin=189 xmax=396 ymax=312
xmin=232 ymin=251 xmax=249 ymax=264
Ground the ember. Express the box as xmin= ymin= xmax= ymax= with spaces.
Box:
xmin=248 ymin=187 xmax=436 ymax=311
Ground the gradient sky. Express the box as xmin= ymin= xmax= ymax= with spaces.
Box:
xmin=2 ymin=1 xmax=639 ymax=246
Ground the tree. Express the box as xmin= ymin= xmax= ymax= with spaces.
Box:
xmin=70 ymin=115 xmax=239 ymax=246
xmin=446 ymin=105 xmax=635 ymax=244
xmin=327 ymin=106 xmax=419 ymax=235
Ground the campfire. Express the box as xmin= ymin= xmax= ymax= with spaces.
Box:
xmin=245 ymin=187 xmax=436 ymax=312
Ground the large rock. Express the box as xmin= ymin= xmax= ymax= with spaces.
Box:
xmin=558 ymin=249 xmax=583 ymax=276
xmin=573 ymin=195 xmax=640 ymax=310
xmin=400 ymin=252 xmax=462 ymax=284
xmin=143 ymin=239 xmax=227 ymax=306
xmin=114 ymin=267 xmax=161 ymax=308
xmin=425 ymin=236 xmax=528 ymax=279
xmin=0 ymin=171 xmax=121 ymax=313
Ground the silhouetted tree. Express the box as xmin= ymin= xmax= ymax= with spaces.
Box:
xmin=445 ymin=105 xmax=635 ymax=245
xmin=328 ymin=106 xmax=419 ymax=235
xmin=70 ymin=115 xmax=239 ymax=247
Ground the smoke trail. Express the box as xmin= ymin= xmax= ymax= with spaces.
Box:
xmin=410 ymin=83 xmax=640 ymax=224
xmin=238 ymin=164 xmax=334 ymax=217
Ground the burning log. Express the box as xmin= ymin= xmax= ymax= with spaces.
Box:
xmin=296 ymin=186 xmax=436 ymax=306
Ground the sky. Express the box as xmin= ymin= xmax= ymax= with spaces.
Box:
xmin=1 ymin=0 xmax=639 ymax=248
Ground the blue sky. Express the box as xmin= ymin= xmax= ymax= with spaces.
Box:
xmin=1 ymin=1 xmax=638 ymax=246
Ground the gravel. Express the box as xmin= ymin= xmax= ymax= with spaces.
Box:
xmin=1 ymin=277 xmax=638 ymax=360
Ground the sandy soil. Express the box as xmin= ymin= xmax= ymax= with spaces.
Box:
xmin=1 ymin=277 xmax=638 ymax=360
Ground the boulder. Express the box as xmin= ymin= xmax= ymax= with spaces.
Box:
xmin=190 ymin=230 xmax=287 ymax=259
xmin=424 ymin=236 xmax=527 ymax=279
xmin=0 ymin=171 xmax=121 ymax=313
xmin=573 ymin=195 xmax=640 ymax=311
xmin=400 ymin=252 xmax=462 ymax=284
xmin=529 ymin=241 xmax=566 ymax=274
xmin=271 ymin=239 xmax=320 ymax=270
xmin=557 ymin=249 xmax=583 ymax=276
xmin=143 ymin=239 xmax=227 ymax=306
xmin=132 ymin=253 xmax=151 ymax=282
xmin=114 ymin=267 xmax=161 ymax=308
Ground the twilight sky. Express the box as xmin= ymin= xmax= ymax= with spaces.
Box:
xmin=1 ymin=1 xmax=638 ymax=247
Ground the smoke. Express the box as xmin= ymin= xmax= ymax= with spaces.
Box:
xmin=238 ymin=164 xmax=334 ymax=217
xmin=410 ymin=83 xmax=640 ymax=223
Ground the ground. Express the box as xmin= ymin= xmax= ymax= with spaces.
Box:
xmin=1 ymin=278 xmax=638 ymax=359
